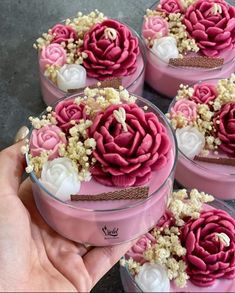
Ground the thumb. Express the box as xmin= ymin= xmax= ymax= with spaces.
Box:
xmin=0 ymin=141 xmax=26 ymax=196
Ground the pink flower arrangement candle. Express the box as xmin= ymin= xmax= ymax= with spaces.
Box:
xmin=24 ymin=87 xmax=176 ymax=246
xmin=142 ymin=0 xmax=235 ymax=97
xmin=166 ymin=75 xmax=235 ymax=199
xmin=121 ymin=189 xmax=235 ymax=292
xmin=34 ymin=11 xmax=145 ymax=105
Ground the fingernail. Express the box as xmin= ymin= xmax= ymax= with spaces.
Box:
xmin=14 ymin=126 xmax=29 ymax=143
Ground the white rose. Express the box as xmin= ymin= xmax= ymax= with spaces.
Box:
xmin=176 ymin=126 xmax=205 ymax=159
xmin=40 ymin=157 xmax=81 ymax=201
xmin=151 ymin=36 xmax=179 ymax=63
xmin=135 ymin=263 xmax=170 ymax=292
xmin=57 ymin=64 xmax=86 ymax=92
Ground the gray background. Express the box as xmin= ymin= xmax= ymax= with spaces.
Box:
xmin=0 ymin=0 xmax=234 ymax=292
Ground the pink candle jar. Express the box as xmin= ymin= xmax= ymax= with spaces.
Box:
xmin=142 ymin=0 xmax=235 ymax=98
xmin=120 ymin=189 xmax=235 ymax=292
xmin=35 ymin=11 xmax=146 ymax=105
xmin=25 ymin=87 xmax=177 ymax=246
xmin=166 ymin=76 xmax=235 ymax=199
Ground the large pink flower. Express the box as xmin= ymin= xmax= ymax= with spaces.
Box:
xmin=89 ymin=104 xmax=171 ymax=187
xmin=30 ymin=125 xmax=67 ymax=160
xmin=181 ymin=209 xmax=235 ymax=287
xmin=81 ymin=19 xmax=139 ymax=80
xmin=170 ymin=99 xmax=197 ymax=122
xmin=55 ymin=99 xmax=87 ymax=132
xmin=39 ymin=43 xmax=67 ymax=70
xmin=184 ymin=0 xmax=235 ymax=56
xmin=157 ymin=0 xmax=184 ymax=14
xmin=50 ymin=24 xmax=78 ymax=44
xmin=142 ymin=15 xmax=169 ymax=40
xmin=213 ymin=102 xmax=235 ymax=156
xmin=126 ymin=233 xmax=156 ymax=264
xmin=190 ymin=83 xmax=218 ymax=105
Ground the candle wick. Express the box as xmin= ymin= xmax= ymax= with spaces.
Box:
xmin=113 ymin=107 xmax=128 ymax=132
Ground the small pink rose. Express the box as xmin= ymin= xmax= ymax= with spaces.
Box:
xmin=55 ymin=99 xmax=87 ymax=132
xmin=39 ymin=43 xmax=67 ymax=70
xmin=157 ymin=0 xmax=184 ymax=14
xmin=126 ymin=233 xmax=156 ymax=264
xmin=191 ymin=83 xmax=218 ymax=105
xmin=170 ymin=99 xmax=197 ymax=122
xmin=50 ymin=24 xmax=78 ymax=44
xmin=142 ymin=15 xmax=169 ymax=40
xmin=30 ymin=125 xmax=67 ymax=160
xmin=157 ymin=210 xmax=175 ymax=228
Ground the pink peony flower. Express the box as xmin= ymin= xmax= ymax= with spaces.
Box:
xmin=181 ymin=209 xmax=235 ymax=287
xmin=55 ymin=99 xmax=87 ymax=132
xmin=184 ymin=0 xmax=235 ymax=57
xmin=50 ymin=24 xmax=78 ymax=44
xmin=170 ymin=99 xmax=197 ymax=122
xmin=126 ymin=233 xmax=156 ymax=264
xmin=39 ymin=43 xmax=67 ymax=70
xmin=142 ymin=15 xmax=169 ymax=40
xmin=89 ymin=104 xmax=171 ymax=187
xmin=30 ymin=125 xmax=67 ymax=160
xmin=157 ymin=0 xmax=184 ymax=14
xmin=190 ymin=83 xmax=218 ymax=105
xmin=81 ymin=19 xmax=139 ymax=80
xmin=213 ymin=102 xmax=235 ymax=156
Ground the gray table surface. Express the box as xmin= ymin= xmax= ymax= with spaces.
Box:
xmin=0 ymin=0 xmax=234 ymax=292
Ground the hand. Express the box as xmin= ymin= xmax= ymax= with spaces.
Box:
xmin=0 ymin=142 xmax=134 ymax=292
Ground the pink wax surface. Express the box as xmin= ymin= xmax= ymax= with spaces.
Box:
xmin=40 ymin=54 xmax=145 ymax=105
xmin=144 ymin=43 xmax=235 ymax=98
xmin=32 ymin=149 xmax=175 ymax=246
xmin=176 ymin=151 xmax=235 ymax=200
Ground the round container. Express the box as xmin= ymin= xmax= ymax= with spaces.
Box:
xmin=120 ymin=197 xmax=235 ymax=292
xmin=142 ymin=1 xmax=235 ymax=98
xmin=26 ymin=92 xmax=177 ymax=246
xmin=168 ymin=78 xmax=235 ymax=199
xmin=39 ymin=21 xmax=146 ymax=105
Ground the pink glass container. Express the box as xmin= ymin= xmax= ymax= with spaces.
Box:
xmin=120 ymin=198 xmax=235 ymax=292
xmin=142 ymin=1 xmax=235 ymax=98
xmin=26 ymin=92 xmax=177 ymax=246
xmin=39 ymin=21 xmax=146 ymax=105
xmin=169 ymin=78 xmax=235 ymax=199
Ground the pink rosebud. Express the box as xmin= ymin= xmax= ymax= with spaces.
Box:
xmin=30 ymin=125 xmax=67 ymax=160
xmin=157 ymin=0 xmax=184 ymax=14
xmin=170 ymin=99 xmax=197 ymax=122
xmin=50 ymin=24 xmax=78 ymax=44
xmin=157 ymin=210 xmax=175 ymax=228
xmin=190 ymin=83 xmax=218 ymax=105
xmin=80 ymin=19 xmax=139 ymax=80
xmin=89 ymin=103 xmax=171 ymax=187
xmin=142 ymin=15 xmax=169 ymax=40
xmin=181 ymin=209 xmax=235 ymax=287
xmin=214 ymin=102 xmax=235 ymax=156
xmin=184 ymin=0 xmax=235 ymax=56
xmin=39 ymin=43 xmax=67 ymax=70
xmin=126 ymin=233 xmax=156 ymax=264
xmin=55 ymin=99 xmax=87 ymax=132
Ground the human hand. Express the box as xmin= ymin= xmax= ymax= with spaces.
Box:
xmin=0 ymin=141 xmax=135 ymax=292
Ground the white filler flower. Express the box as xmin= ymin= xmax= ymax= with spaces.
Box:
xmin=176 ymin=125 xmax=205 ymax=159
xmin=151 ymin=36 xmax=179 ymax=63
xmin=57 ymin=64 xmax=86 ymax=92
xmin=40 ymin=157 xmax=81 ymax=201
xmin=135 ymin=263 xmax=170 ymax=292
